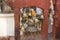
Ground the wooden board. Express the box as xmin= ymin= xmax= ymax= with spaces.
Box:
xmin=52 ymin=0 xmax=60 ymax=40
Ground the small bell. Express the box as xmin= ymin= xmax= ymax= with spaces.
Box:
xmin=40 ymin=14 xmax=44 ymax=19
xmin=23 ymin=13 xmax=27 ymax=17
xmin=37 ymin=27 xmax=41 ymax=31
xmin=50 ymin=13 xmax=53 ymax=18
xmin=34 ymin=18 xmax=39 ymax=23
xmin=21 ymin=26 xmax=25 ymax=32
xmin=28 ymin=13 xmax=31 ymax=16
xmin=28 ymin=19 xmax=34 ymax=25
xmin=31 ymin=9 xmax=35 ymax=16
xmin=51 ymin=21 xmax=53 ymax=25
xmin=23 ymin=11 xmax=28 ymax=18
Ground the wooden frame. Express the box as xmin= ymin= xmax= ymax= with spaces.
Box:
xmin=52 ymin=0 xmax=60 ymax=40
xmin=5 ymin=0 xmax=50 ymax=40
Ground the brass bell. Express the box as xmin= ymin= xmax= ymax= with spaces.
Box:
xmin=20 ymin=8 xmax=23 ymax=13
xmin=50 ymin=20 xmax=53 ymax=25
xmin=31 ymin=9 xmax=35 ymax=16
xmin=34 ymin=18 xmax=39 ymax=23
xmin=40 ymin=14 xmax=44 ymax=19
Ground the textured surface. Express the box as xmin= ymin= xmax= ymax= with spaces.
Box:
xmin=0 ymin=33 xmax=60 ymax=40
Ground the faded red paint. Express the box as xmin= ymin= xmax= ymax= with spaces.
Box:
xmin=52 ymin=0 xmax=60 ymax=40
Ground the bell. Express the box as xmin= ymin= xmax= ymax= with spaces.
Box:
xmin=28 ymin=19 xmax=34 ymax=25
xmin=23 ymin=11 xmax=28 ymax=17
xmin=21 ymin=26 xmax=25 ymax=32
xmin=49 ymin=12 xmax=54 ymax=25
xmin=23 ymin=13 xmax=28 ymax=17
xmin=50 ymin=13 xmax=53 ymax=18
xmin=34 ymin=18 xmax=39 ymax=23
xmin=37 ymin=27 xmax=41 ymax=31
xmin=40 ymin=14 xmax=44 ymax=19
xmin=28 ymin=13 xmax=31 ymax=16
xmin=31 ymin=9 xmax=35 ymax=16
xmin=51 ymin=21 xmax=53 ymax=25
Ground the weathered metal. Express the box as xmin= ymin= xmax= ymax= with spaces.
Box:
xmin=4 ymin=0 xmax=50 ymax=40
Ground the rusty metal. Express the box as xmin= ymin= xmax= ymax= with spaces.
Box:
xmin=4 ymin=0 xmax=50 ymax=40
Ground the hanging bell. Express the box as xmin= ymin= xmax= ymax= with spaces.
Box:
xmin=28 ymin=12 xmax=31 ymax=16
xmin=28 ymin=19 xmax=34 ymax=25
xmin=40 ymin=14 xmax=44 ymax=19
xmin=23 ymin=11 xmax=28 ymax=18
xmin=23 ymin=13 xmax=28 ymax=17
xmin=26 ymin=20 xmax=28 ymax=23
xmin=50 ymin=13 xmax=54 ymax=25
xmin=34 ymin=18 xmax=39 ymax=23
xmin=31 ymin=9 xmax=35 ymax=16
xmin=51 ymin=22 xmax=53 ymax=25
xmin=21 ymin=25 xmax=25 ymax=32
xmin=50 ymin=19 xmax=53 ymax=25
xmin=50 ymin=13 xmax=53 ymax=18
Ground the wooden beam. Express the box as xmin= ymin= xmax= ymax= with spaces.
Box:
xmin=14 ymin=8 xmax=20 ymax=40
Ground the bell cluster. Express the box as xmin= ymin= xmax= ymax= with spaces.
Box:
xmin=20 ymin=7 xmax=44 ymax=32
